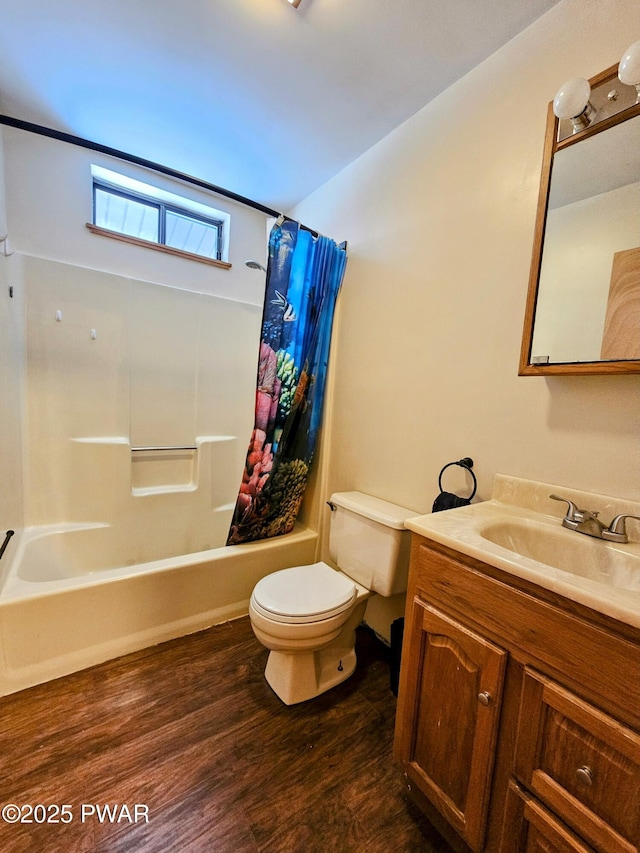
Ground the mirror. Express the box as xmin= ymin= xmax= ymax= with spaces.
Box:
xmin=520 ymin=64 xmax=640 ymax=375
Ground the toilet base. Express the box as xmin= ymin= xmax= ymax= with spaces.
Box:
xmin=262 ymin=603 xmax=366 ymax=705
xmin=265 ymin=645 xmax=357 ymax=706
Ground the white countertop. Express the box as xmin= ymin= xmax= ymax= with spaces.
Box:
xmin=405 ymin=474 xmax=640 ymax=629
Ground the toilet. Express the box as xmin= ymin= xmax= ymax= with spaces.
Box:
xmin=249 ymin=491 xmax=414 ymax=705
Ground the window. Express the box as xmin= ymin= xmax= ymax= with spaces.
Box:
xmin=90 ymin=166 xmax=230 ymax=264
xmin=94 ymin=185 xmax=160 ymax=244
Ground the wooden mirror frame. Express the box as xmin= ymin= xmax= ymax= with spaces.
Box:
xmin=519 ymin=64 xmax=640 ymax=376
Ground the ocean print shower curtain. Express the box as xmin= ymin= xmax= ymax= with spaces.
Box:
xmin=227 ymin=217 xmax=347 ymax=545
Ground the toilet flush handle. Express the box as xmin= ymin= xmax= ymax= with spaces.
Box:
xmin=326 ymin=501 xmax=337 ymax=511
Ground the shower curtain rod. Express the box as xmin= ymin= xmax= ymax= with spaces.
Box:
xmin=0 ymin=113 xmax=324 ymax=239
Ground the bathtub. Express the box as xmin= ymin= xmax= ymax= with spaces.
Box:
xmin=0 ymin=523 xmax=318 ymax=696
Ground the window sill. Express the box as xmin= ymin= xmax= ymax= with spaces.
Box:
xmin=86 ymin=223 xmax=232 ymax=269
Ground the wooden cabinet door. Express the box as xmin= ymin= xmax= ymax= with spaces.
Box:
xmin=395 ymin=598 xmax=507 ymax=852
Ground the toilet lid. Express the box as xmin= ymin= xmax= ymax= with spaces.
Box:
xmin=252 ymin=562 xmax=357 ymax=624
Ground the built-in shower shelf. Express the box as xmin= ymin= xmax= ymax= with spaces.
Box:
xmin=69 ymin=435 xmax=239 ymax=510
xmin=131 ymin=450 xmax=196 ymax=493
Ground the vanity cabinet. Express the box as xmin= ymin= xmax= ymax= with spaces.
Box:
xmin=394 ymin=535 xmax=640 ymax=853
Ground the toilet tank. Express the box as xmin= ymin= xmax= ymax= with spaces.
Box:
xmin=328 ymin=491 xmax=415 ymax=597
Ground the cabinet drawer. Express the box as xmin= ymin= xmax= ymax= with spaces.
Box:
xmin=501 ymin=781 xmax=595 ymax=853
xmin=515 ymin=669 xmax=640 ymax=853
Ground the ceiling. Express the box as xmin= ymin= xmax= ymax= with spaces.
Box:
xmin=0 ymin=0 xmax=563 ymax=213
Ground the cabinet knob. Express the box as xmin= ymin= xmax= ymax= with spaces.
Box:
xmin=576 ymin=765 xmax=593 ymax=786
xmin=477 ymin=691 xmax=491 ymax=706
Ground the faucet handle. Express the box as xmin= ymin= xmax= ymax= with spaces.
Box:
xmin=550 ymin=494 xmax=580 ymax=521
xmin=603 ymin=514 xmax=640 ymax=544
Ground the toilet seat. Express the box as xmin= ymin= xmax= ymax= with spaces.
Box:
xmin=251 ymin=562 xmax=357 ymax=624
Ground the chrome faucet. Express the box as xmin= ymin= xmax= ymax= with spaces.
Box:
xmin=550 ymin=495 xmax=606 ymax=538
xmin=550 ymin=494 xmax=640 ymax=543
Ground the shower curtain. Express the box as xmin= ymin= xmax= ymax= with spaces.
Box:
xmin=227 ymin=217 xmax=347 ymax=545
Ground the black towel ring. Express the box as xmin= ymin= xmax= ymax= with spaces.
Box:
xmin=437 ymin=457 xmax=477 ymax=501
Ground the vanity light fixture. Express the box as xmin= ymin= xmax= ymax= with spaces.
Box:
xmin=552 ymin=77 xmax=594 ymax=132
xmin=618 ymin=38 xmax=640 ymax=102
xmin=285 ymin=0 xmax=302 ymax=7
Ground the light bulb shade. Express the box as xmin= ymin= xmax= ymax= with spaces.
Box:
xmin=553 ymin=77 xmax=591 ymax=120
xmin=619 ymin=39 xmax=640 ymax=86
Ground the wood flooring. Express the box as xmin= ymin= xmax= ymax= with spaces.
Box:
xmin=0 ymin=617 xmax=454 ymax=852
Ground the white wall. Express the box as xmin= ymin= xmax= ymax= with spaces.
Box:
xmin=2 ymin=127 xmax=269 ymax=305
xmin=0 ymin=127 xmax=7 ymax=241
xmin=292 ymin=0 xmax=640 ymax=632
xmin=0 ymin=130 xmax=24 ymax=535
xmin=0 ymin=254 xmax=25 ymax=534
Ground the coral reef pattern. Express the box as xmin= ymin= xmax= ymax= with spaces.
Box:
xmin=227 ymin=218 xmax=347 ymax=544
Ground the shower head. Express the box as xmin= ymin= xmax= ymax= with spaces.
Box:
xmin=245 ymin=260 xmax=266 ymax=272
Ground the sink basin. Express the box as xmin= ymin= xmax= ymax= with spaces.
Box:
xmin=478 ymin=518 xmax=640 ymax=592
xmin=404 ymin=475 xmax=640 ymax=628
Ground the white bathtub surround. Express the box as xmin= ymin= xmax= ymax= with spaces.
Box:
xmin=21 ymin=256 xmax=261 ymax=527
